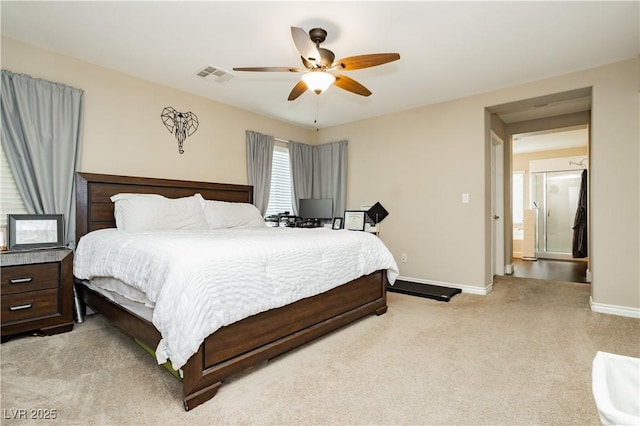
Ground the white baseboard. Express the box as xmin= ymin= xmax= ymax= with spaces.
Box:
xmin=590 ymin=297 xmax=640 ymax=318
xmin=396 ymin=275 xmax=492 ymax=295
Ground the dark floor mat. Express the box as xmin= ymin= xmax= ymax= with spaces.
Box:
xmin=388 ymin=280 xmax=462 ymax=302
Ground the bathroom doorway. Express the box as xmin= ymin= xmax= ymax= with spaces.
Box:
xmin=511 ymin=125 xmax=590 ymax=282
xmin=487 ymin=86 xmax=592 ymax=284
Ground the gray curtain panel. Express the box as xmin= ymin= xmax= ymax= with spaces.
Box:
xmin=289 ymin=140 xmax=347 ymax=218
xmin=288 ymin=141 xmax=313 ymax=215
xmin=245 ymin=130 xmax=274 ymax=215
xmin=311 ymin=141 xmax=348 ymax=217
xmin=1 ymin=70 xmax=84 ymax=248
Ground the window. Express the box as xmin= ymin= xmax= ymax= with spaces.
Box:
xmin=1 ymin=144 xmax=28 ymax=227
xmin=265 ymin=142 xmax=293 ymax=216
xmin=512 ymin=171 xmax=524 ymax=240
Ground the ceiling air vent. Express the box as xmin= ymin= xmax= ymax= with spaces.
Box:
xmin=196 ymin=65 xmax=233 ymax=83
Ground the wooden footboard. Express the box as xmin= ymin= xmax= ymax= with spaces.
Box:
xmin=183 ymin=270 xmax=387 ymax=410
xmin=79 ymin=270 xmax=387 ymax=410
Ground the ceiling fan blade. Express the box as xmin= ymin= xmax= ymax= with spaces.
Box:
xmin=288 ymin=80 xmax=308 ymax=101
xmin=334 ymin=74 xmax=372 ymax=97
xmin=291 ymin=27 xmax=321 ymax=66
xmin=233 ymin=67 xmax=302 ymax=72
xmin=332 ymin=53 xmax=400 ymax=71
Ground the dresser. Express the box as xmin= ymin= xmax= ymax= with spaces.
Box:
xmin=1 ymin=248 xmax=74 ymax=339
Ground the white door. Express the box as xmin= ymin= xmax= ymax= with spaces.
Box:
xmin=491 ymin=132 xmax=505 ymax=276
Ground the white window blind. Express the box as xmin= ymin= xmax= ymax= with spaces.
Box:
xmin=1 ymin=144 xmax=28 ymax=226
xmin=512 ymin=171 xmax=524 ymax=224
xmin=265 ymin=143 xmax=293 ymax=216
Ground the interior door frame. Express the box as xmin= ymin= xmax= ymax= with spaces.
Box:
xmin=491 ymin=131 xmax=505 ymax=277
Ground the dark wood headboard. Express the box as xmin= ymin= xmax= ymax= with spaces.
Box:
xmin=75 ymin=172 xmax=254 ymax=243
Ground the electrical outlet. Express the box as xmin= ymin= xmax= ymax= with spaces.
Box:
xmin=401 ymin=253 xmax=407 ymax=262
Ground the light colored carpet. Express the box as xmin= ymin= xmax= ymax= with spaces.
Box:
xmin=1 ymin=276 xmax=639 ymax=425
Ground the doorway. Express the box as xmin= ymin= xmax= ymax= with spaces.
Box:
xmin=511 ymin=126 xmax=589 ymax=282
xmin=487 ymin=87 xmax=592 ymax=285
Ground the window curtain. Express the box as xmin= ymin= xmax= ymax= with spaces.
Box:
xmin=312 ymin=141 xmax=348 ymax=217
xmin=289 ymin=140 xmax=348 ymax=218
xmin=1 ymin=70 xmax=84 ymax=248
xmin=288 ymin=141 xmax=313 ymax=215
xmin=245 ymin=130 xmax=274 ymax=215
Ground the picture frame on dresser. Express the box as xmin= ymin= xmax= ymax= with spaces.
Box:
xmin=7 ymin=214 xmax=64 ymax=251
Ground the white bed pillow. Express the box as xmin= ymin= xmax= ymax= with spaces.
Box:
xmin=200 ymin=198 xmax=266 ymax=229
xmin=111 ymin=193 xmax=209 ymax=232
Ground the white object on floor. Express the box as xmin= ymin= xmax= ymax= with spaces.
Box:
xmin=592 ymin=351 xmax=640 ymax=425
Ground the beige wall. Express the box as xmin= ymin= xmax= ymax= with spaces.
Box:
xmin=320 ymin=58 xmax=639 ymax=311
xmin=320 ymin=101 xmax=489 ymax=290
xmin=2 ymin=37 xmax=638 ymax=312
xmin=1 ymin=37 xmax=316 ymax=184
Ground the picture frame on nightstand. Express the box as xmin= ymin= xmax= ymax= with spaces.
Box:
xmin=7 ymin=214 xmax=65 ymax=251
xmin=332 ymin=217 xmax=343 ymax=230
xmin=343 ymin=210 xmax=366 ymax=231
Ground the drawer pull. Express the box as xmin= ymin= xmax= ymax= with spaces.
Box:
xmin=9 ymin=303 xmax=33 ymax=311
xmin=10 ymin=277 xmax=33 ymax=284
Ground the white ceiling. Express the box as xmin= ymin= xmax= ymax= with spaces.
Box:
xmin=1 ymin=1 xmax=638 ymax=130
xmin=512 ymin=126 xmax=589 ymax=155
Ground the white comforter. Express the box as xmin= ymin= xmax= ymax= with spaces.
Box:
xmin=74 ymin=227 xmax=398 ymax=370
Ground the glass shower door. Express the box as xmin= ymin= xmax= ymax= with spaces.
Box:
xmin=533 ymin=171 xmax=583 ymax=258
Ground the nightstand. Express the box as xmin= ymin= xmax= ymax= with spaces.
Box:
xmin=1 ymin=247 xmax=74 ymax=339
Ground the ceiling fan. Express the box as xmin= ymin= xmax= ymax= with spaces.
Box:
xmin=233 ymin=27 xmax=400 ymax=101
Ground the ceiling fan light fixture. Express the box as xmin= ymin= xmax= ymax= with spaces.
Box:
xmin=301 ymin=71 xmax=335 ymax=94
xmin=234 ymin=27 xmax=399 ymax=100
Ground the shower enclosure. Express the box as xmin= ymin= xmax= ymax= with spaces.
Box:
xmin=531 ymin=170 xmax=584 ymax=259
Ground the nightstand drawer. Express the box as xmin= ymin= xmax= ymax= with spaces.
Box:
xmin=1 ymin=289 xmax=59 ymax=323
xmin=1 ymin=263 xmax=59 ymax=295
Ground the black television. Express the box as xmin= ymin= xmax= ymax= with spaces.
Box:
xmin=298 ymin=198 xmax=333 ymax=221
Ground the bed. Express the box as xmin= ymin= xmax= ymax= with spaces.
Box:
xmin=73 ymin=172 xmax=397 ymax=411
